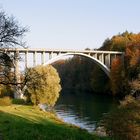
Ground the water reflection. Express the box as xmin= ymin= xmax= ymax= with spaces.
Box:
xmin=55 ymin=92 xmax=118 ymax=132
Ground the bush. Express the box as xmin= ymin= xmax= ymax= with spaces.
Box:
xmin=12 ymin=99 xmax=25 ymax=105
xmin=103 ymin=98 xmax=140 ymax=140
xmin=0 ymin=97 xmax=12 ymax=106
xmin=0 ymin=85 xmax=14 ymax=98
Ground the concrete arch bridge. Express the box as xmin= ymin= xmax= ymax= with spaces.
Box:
xmin=5 ymin=48 xmax=124 ymax=78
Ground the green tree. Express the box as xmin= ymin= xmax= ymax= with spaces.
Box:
xmin=25 ymin=65 xmax=61 ymax=107
xmin=53 ymin=56 xmax=96 ymax=93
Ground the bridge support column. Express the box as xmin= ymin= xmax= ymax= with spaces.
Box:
xmin=49 ymin=52 xmax=53 ymax=60
xmin=88 ymin=53 xmax=91 ymax=56
xmin=41 ymin=51 xmax=45 ymax=64
xmin=102 ymin=53 xmax=104 ymax=64
xmin=94 ymin=53 xmax=97 ymax=59
xmin=25 ymin=51 xmax=28 ymax=68
xmin=99 ymin=54 xmax=102 ymax=62
xmin=57 ymin=52 xmax=61 ymax=55
xmin=108 ymin=53 xmax=111 ymax=68
xmin=14 ymin=51 xmax=23 ymax=99
xmin=33 ymin=51 xmax=37 ymax=67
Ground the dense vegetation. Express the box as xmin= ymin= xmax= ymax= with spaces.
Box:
xmin=103 ymin=95 xmax=140 ymax=140
xmin=99 ymin=32 xmax=140 ymax=140
xmin=53 ymin=56 xmax=110 ymax=95
xmin=102 ymin=31 xmax=140 ymax=97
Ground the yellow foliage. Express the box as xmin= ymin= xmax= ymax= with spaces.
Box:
xmin=26 ymin=65 xmax=61 ymax=107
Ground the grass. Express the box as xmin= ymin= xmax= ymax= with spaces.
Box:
xmin=0 ymin=105 xmax=110 ymax=140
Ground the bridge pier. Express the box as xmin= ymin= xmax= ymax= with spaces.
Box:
xmin=33 ymin=51 xmax=37 ymax=66
xmin=14 ymin=50 xmax=23 ymax=99
xmin=49 ymin=52 xmax=53 ymax=60
xmin=101 ymin=53 xmax=104 ymax=64
xmin=94 ymin=53 xmax=98 ymax=59
xmin=25 ymin=51 xmax=28 ymax=68
xmin=99 ymin=54 xmax=102 ymax=63
xmin=108 ymin=53 xmax=111 ymax=68
xmin=41 ymin=51 xmax=45 ymax=64
xmin=57 ymin=52 xmax=61 ymax=55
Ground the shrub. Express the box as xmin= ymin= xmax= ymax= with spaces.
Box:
xmin=0 ymin=97 xmax=12 ymax=106
xmin=12 ymin=99 xmax=25 ymax=105
xmin=103 ymin=98 xmax=140 ymax=140
xmin=0 ymin=85 xmax=14 ymax=98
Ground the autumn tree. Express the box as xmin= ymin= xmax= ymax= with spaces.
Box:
xmin=100 ymin=31 xmax=140 ymax=95
xmin=100 ymin=31 xmax=131 ymax=52
xmin=104 ymin=97 xmax=140 ymax=140
xmin=110 ymin=57 xmax=129 ymax=96
xmin=111 ymin=58 xmax=122 ymax=96
xmin=125 ymin=38 xmax=140 ymax=79
xmin=25 ymin=65 xmax=61 ymax=107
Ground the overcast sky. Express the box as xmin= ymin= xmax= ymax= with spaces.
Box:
xmin=0 ymin=0 xmax=140 ymax=50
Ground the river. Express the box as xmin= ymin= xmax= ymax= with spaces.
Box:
xmin=55 ymin=92 xmax=118 ymax=132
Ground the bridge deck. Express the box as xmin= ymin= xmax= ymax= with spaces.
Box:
xmin=3 ymin=48 xmax=124 ymax=54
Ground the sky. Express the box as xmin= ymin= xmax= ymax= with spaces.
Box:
xmin=0 ymin=0 xmax=140 ymax=50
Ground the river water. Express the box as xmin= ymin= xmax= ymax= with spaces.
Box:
xmin=55 ymin=92 xmax=118 ymax=132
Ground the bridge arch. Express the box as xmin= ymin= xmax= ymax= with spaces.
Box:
xmin=43 ymin=53 xmax=110 ymax=78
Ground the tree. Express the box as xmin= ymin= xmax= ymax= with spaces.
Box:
xmin=25 ymin=65 xmax=61 ymax=107
xmin=110 ymin=58 xmax=122 ymax=96
xmin=126 ymin=42 xmax=140 ymax=79
xmin=110 ymin=57 xmax=128 ymax=97
xmin=53 ymin=56 xmax=97 ymax=94
xmin=130 ymin=76 xmax=140 ymax=98
xmin=100 ymin=32 xmax=140 ymax=96
xmin=100 ymin=31 xmax=130 ymax=52
xmin=0 ymin=10 xmax=27 ymax=48
xmin=0 ymin=10 xmax=27 ymax=97
xmin=104 ymin=96 xmax=140 ymax=140
xmin=90 ymin=65 xmax=110 ymax=94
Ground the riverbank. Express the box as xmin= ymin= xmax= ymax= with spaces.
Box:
xmin=0 ymin=105 xmax=110 ymax=140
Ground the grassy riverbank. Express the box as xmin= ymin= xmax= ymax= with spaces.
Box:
xmin=0 ymin=105 xmax=110 ymax=140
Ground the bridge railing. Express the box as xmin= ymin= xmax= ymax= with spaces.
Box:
xmin=1 ymin=48 xmax=124 ymax=70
